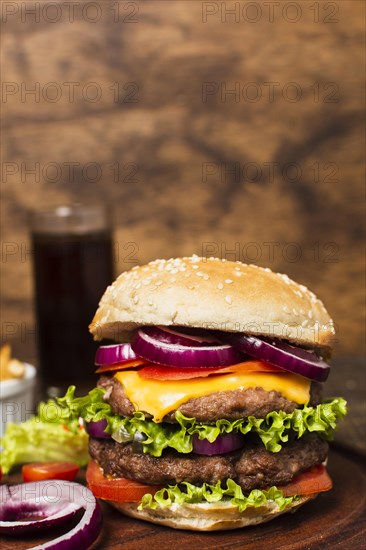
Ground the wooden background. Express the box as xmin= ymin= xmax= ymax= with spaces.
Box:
xmin=1 ymin=0 xmax=365 ymax=365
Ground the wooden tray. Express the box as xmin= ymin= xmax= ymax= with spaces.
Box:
xmin=2 ymin=446 xmax=365 ymax=549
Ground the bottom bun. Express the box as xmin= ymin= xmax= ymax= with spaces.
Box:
xmin=109 ymin=496 xmax=316 ymax=531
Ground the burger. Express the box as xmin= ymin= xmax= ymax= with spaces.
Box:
xmin=59 ymin=256 xmax=346 ymax=530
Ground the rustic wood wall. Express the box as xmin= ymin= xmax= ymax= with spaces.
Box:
xmin=1 ymin=0 xmax=364 ymax=363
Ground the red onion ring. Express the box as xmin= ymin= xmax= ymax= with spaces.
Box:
xmin=85 ymin=419 xmax=111 ymax=439
xmin=95 ymin=343 xmax=137 ymax=366
xmin=0 ymin=486 xmax=82 ymax=534
xmin=131 ymin=327 xmax=244 ymax=368
xmin=153 ymin=326 xmax=221 ymax=346
xmin=218 ymin=332 xmax=330 ymax=382
xmin=192 ymin=433 xmax=245 ymax=455
xmin=0 ymin=481 xmax=102 ymax=549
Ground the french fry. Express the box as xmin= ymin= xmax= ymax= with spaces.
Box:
xmin=0 ymin=344 xmax=26 ymax=381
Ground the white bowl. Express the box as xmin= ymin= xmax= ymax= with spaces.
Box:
xmin=0 ymin=363 xmax=36 ymax=439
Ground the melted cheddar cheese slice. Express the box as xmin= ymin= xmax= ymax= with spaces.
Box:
xmin=114 ymin=370 xmax=310 ymax=422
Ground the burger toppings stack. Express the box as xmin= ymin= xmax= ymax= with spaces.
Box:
xmin=52 ymin=256 xmax=347 ymax=531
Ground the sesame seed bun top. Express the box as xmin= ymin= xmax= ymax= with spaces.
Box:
xmin=89 ymin=256 xmax=335 ymax=347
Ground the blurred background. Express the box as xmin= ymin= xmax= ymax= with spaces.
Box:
xmin=1 ymin=0 xmax=364 ymax=407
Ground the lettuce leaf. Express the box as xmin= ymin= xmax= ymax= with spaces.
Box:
xmin=50 ymin=386 xmax=347 ymax=456
xmin=139 ymin=478 xmax=296 ymax=512
xmin=0 ymin=400 xmax=89 ymax=474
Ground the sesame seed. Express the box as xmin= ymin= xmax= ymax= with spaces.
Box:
xmin=309 ymin=291 xmax=318 ymax=304
xmin=142 ymin=278 xmax=151 ymax=285
xmin=225 ymin=279 xmax=233 ymax=284
xmin=133 ymin=282 xmax=141 ymax=290
xmin=279 ymin=273 xmax=291 ymax=285
xmin=225 ymin=295 xmax=232 ymax=304
xmin=308 ymin=311 xmax=313 ymax=319
xmin=302 ymin=320 xmax=309 ymax=327
xmin=283 ymin=305 xmax=290 ymax=313
xmin=155 ymin=281 xmax=163 ymax=286
xmin=292 ymin=308 xmax=298 ymax=316
xmin=188 ymin=285 xmax=195 ymax=290
xmin=203 ymin=274 xmax=210 ymax=280
xmin=192 ymin=265 xmax=199 ymax=270
xmin=148 ymin=300 xmax=153 ymax=306
xmin=235 ymin=266 xmax=241 ymax=271
xmin=133 ymin=295 xmax=139 ymax=304
xmin=196 ymin=272 xmax=204 ymax=277
xmin=217 ymin=283 xmax=224 ymax=290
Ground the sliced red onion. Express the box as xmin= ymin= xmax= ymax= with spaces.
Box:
xmin=154 ymin=326 xmax=220 ymax=346
xmin=0 ymin=481 xmax=102 ymax=549
xmin=95 ymin=343 xmax=137 ymax=366
xmin=0 ymin=485 xmax=81 ymax=534
xmin=85 ymin=418 xmax=111 ymax=439
xmin=192 ymin=433 xmax=245 ymax=455
xmin=131 ymin=327 xmax=244 ymax=368
xmin=218 ymin=333 xmax=330 ymax=382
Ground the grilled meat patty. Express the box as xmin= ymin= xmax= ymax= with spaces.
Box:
xmin=89 ymin=435 xmax=328 ymax=491
xmin=97 ymin=375 xmax=323 ymax=423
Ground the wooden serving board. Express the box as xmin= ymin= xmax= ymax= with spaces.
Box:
xmin=2 ymin=447 xmax=365 ymax=550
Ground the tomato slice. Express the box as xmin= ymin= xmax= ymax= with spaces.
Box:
xmin=278 ymin=465 xmax=333 ymax=497
xmin=86 ymin=460 xmax=163 ymax=502
xmin=138 ymin=360 xmax=284 ymax=380
xmin=95 ymin=359 xmax=147 ymax=374
xmin=86 ymin=461 xmax=330 ymax=504
xmin=22 ymin=462 xmax=79 ymax=482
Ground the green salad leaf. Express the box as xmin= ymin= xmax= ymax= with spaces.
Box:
xmin=0 ymin=413 xmax=89 ymax=474
xmin=50 ymin=386 xmax=347 ymax=456
xmin=139 ymin=479 xmax=296 ymax=512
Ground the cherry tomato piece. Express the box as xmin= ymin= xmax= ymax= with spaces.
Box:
xmin=22 ymin=462 xmax=80 ymax=482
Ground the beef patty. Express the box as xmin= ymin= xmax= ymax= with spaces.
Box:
xmin=97 ymin=375 xmax=323 ymax=422
xmin=89 ymin=435 xmax=328 ymax=492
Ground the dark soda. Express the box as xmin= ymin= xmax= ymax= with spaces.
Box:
xmin=32 ymin=230 xmax=114 ymax=394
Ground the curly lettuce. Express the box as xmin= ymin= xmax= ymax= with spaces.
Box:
xmin=0 ymin=400 xmax=89 ymax=474
xmin=139 ymin=479 xmax=296 ymax=512
xmin=50 ymin=386 xmax=347 ymax=456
